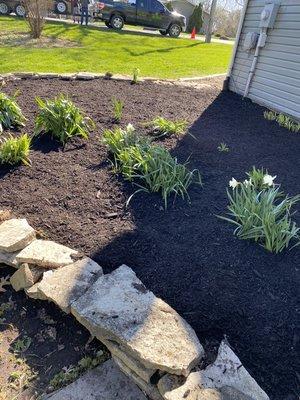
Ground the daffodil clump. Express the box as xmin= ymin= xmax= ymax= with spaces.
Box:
xmin=220 ymin=167 xmax=300 ymax=253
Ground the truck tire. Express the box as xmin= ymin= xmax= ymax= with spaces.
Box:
xmin=159 ymin=30 xmax=167 ymax=36
xmin=55 ymin=1 xmax=67 ymax=14
xmin=15 ymin=3 xmax=26 ymax=17
xmin=168 ymin=23 xmax=181 ymax=38
xmin=0 ymin=1 xmax=9 ymax=14
xmin=110 ymin=14 xmax=124 ymax=30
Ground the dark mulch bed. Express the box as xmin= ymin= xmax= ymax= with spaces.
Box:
xmin=0 ymin=78 xmax=299 ymax=400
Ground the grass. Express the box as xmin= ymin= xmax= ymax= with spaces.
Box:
xmin=0 ymin=16 xmax=232 ymax=78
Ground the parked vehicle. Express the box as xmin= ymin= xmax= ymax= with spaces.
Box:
xmin=93 ymin=0 xmax=186 ymax=37
xmin=0 ymin=0 xmax=72 ymax=17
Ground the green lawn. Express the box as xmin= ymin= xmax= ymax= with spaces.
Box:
xmin=0 ymin=16 xmax=233 ymax=79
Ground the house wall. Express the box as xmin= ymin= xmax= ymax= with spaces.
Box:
xmin=229 ymin=0 xmax=300 ymax=120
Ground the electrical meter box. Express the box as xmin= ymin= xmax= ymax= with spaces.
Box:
xmin=243 ymin=32 xmax=259 ymax=51
xmin=259 ymin=1 xmax=281 ymax=28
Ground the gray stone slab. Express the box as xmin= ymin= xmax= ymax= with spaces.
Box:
xmin=36 ymin=257 xmax=103 ymax=313
xmin=71 ymin=265 xmax=204 ymax=376
xmin=0 ymin=218 xmax=36 ymax=252
xmin=16 ymin=240 xmax=78 ymax=268
xmin=10 ymin=263 xmax=44 ymax=291
xmin=0 ymin=250 xmax=19 ymax=268
xmin=157 ymin=341 xmax=269 ymax=400
xmin=43 ymin=359 xmax=147 ymax=400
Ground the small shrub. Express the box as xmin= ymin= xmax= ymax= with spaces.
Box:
xmin=219 ymin=168 xmax=300 ymax=253
xmin=112 ymin=98 xmax=124 ymax=123
xmin=132 ymin=68 xmax=140 ymax=84
xmin=103 ymin=124 xmax=201 ymax=207
xmin=105 ymin=71 xmax=113 ymax=80
xmin=24 ymin=0 xmax=48 ymax=39
xmin=217 ymin=142 xmax=229 ymax=152
xmin=35 ymin=95 xmax=95 ymax=145
xmin=0 ymin=134 xmax=31 ymax=166
xmin=149 ymin=117 xmax=187 ymax=138
xmin=264 ymin=110 xmax=300 ymax=133
xmin=0 ymin=92 xmax=26 ymax=133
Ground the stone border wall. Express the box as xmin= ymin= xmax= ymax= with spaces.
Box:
xmin=0 ymin=212 xmax=269 ymax=400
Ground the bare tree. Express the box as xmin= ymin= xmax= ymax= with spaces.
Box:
xmin=205 ymin=0 xmax=218 ymax=43
xmin=24 ymin=0 xmax=48 ymax=39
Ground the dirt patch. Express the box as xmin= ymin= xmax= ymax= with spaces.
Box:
xmin=0 ymin=31 xmax=78 ymax=48
xmin=0 ymin=77 xmax=299 ymax=400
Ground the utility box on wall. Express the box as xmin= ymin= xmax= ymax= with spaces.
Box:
xmin=228 ymin=0 xmax=300 ymax=121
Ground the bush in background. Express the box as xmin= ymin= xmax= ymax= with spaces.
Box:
xmin=187 ymin=4 xmax=203 ymax=33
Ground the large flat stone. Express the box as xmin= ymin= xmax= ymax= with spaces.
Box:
xmin=158 ymin=341 xmax=269 ymax=400
xmin=71 ymin=265 xmax=204 ymax=376
xmin=35 ymin=257 xmax=103 ymax=313
xmin=102 ymin=338 xmax=156 ymax=383
xmin=10 ymin=263 xmax=44 ymax=291
xmin=113 ymin=355 xmax=163 ymax=400
xmin=16 ymin=240 xmax=78 ymax=268
xmin=0 ymin=219 xmax=36 ymax=252
xmin=43 ymin=359 xmax=147 ymax=400
xmin=0 ymin=250 xmax=19 ymax=268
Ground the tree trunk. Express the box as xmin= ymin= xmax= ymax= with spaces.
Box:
xmin=205 ymin=0 xmax=218 ymax=43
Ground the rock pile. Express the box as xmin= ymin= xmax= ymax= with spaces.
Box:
xmin=0 ymin=215 xmax=270 ymax=400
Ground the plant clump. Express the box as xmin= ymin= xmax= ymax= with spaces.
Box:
xmin=264 ymin=110 xmax=300 ymax=133
xmin=0 ymin=134 xmax=31 ymax=166
xmin=220 ymin=167 xmax=300 ymax=253
xmin=0 ymin=92 xmax=26 ymax=133
xmin=103 ymin=124 xmax=201 ymax=207
xmin=149 ymin=116 xmax=187 ymax=138
xmin=112 ymin=98 xmax=124 ymax=123
xmin=35 ymin=95 xmax=95 ymax=145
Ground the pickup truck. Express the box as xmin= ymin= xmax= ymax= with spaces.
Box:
xmin=94 ymin=0 xmax=186 ymax=37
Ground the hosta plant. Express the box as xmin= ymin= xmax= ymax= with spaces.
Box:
xmin=0 ymin=134 xmax=31 ymax=166
xmin=149 ymin=117 xmax=187 ymax=138
xmin=220 ymin=168 xmax=300 ymax=253
xmin=35 ymin=95 xmax=95 ymax=145
xmin=0 ymin=92 xmax=26 ymax=133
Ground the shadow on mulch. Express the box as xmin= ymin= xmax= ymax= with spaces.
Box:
xmin=0 ymin=78 xmax=299 ymax=400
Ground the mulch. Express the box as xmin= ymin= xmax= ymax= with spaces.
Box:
xmin=0 ymin=77 xmax=299 ymax=400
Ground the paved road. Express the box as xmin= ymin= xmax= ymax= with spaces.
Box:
xmin=46 ymin=16 xmax=235 ymax=45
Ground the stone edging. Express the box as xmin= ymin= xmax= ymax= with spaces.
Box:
xmin=0 ymin=212 xmax=269 ymax=400
xmin=0 ymin=72 xmax=226 ymax=84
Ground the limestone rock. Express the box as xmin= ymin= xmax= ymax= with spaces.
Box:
xmin=0 ymin=250 xmax=19 ymax=268
xmin=25 ymin=283 xmax=47 ymax=300
xmin=0 ymin=209 xmax=12 ymax=222
xmin=71 ymin=265 xmax=204 ymax=376
xmin=102 ymin=338 xmax=156 ymax=383
xmin=158 ymin=341 xmax=269 ymax=400
xmin=16 ymin=240 xmax=78 ymax=268
xmin=36 ymin=257 xmax=103 ymax=313
xmin=114 ymin=355 xmax=163 ymax=400
xmin=10 ymin=263 xmax=43 ymax=291
xmin=0 ymin=219 xmax=36 ymax=252
xmin=76 ymin=72 xmax=95 ymax=80
xmin=43 ymin=359 xmax=147 ymax=400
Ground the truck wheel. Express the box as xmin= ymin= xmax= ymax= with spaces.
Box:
xmin=168 ymin=23 xmax=181 ymax=38
xmin=110 ymin=14 xmax=124 ymax=30
xmin=55 ymin=1 xmax=67 ymax=14
xmin=15 ymin=3 xmax=26 ymax=17
xmin=0 ymin=1 xmax=9 ymax=14
xmin=159 ymin=30 xmax=167 ymax=36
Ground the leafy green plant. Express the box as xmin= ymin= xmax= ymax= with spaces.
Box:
xmin=0 ymin=92 xmax=26 ymax=133
xmin=112 ymin=98 xmax=124 ymax=123
xmin=103 ymin=124 xmax=201 ymax=207
xmin=0 ymin=133 xmax=31 ymax=166
xmin=132 ymin=68 xmax=140 ymax=84
xmin=264 ymin=110 xmax=300 ymax=133
xmin=219 ymin=169 xmax=300 ymax=253
xmin=35 ymin=95 xmax=95 ymax=145
xmin=217 ymin=142 xmax=229 ymax=152
xmin=149 ymin=116 xmax=187 ymax=138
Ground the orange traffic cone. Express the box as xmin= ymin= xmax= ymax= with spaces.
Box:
xmin=191 ymin=27 xmax=196 ymax=40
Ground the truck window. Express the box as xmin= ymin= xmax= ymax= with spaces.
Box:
xmin=149 ymin=0 xmax=164 ymax=12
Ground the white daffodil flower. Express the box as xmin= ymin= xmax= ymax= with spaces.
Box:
xmin=243 ymin=179 xmax=252 ymax=187
xmin=263 ymin=174 xmax=276 ymax=187
xmin=229 ymin=178 xmax=239 ymax=189
xmin=126 ymin=123 xmax=135 ymax=133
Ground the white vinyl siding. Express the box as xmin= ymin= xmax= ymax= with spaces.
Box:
xmin=229 ymin=0 xmax=300 ymax=120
